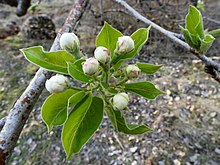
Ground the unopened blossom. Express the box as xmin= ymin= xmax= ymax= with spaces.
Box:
xmin=116 ymin=36 xmax=134 ymax=54
xmin=113 ymin=93 xmax=129 ymax=110
xmin=82 ymin=58 xmax=99 ymax=75
xmin=94 ymin=46 xmax=110 ymax=64
xmin=60 ymin=32 xmax=80 ymax=54
xmin=126 ymin=65 xmax=140 ymax=78
xmin=45 ymin=74 xmax=68 ymax=93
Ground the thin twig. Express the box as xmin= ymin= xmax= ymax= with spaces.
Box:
xmin=112 ymin=0 xmax=220 ymax=82
xmin=100 ymin=0 xmax=104 ymax=23
xmin=205 ymin=17 xmax=220 ymax=25
xmin=0 ymin=0 xmax=89 ymax=164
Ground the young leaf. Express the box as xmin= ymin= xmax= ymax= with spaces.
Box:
xmin=96 ymin=22 xmax=123 ymax=55
xmin=200 ymin=34 xmax=215 ymax=54
xmin=41 ymin=89 xmax=79 ymax=132
xmin=20 ymin=46 xmax=75 ymax=74
xmin=68 ymin=91 xmax=86 ymax=111
xmin=62 ymin=95 xmax=104 ymax=158
xmin=137 ymin=63 xmax=163 ymax=74
xmin=106 ymin=108 xmax=152 ymax=135
xmin=208 ymin=29 xmax=220 ymax=39
xmin=124 ymin=82 xmax=165 ymax=100
xmin=186 ymin=5 xmax=204 ymax=38
xmin=68 ymin=59 xmax=90 ymax=82
xmin=180 ymin=26 xmax=201 ymax=49
xmin=111 ymin=27 xmax=151 ymax=65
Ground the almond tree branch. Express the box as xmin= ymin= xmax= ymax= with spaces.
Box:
xmin=0 ymin=0 xmax=89 ymax=164
xmin=0 ymin=118 xmax=6 ymax=131
xmin=112 ymin=0 xmax=220 ymax=82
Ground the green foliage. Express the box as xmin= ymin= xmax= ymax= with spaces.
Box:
xmin=68 ymin=59 xmax=91 ymax=82
xmin=21 ymin=46 xmax=75 ymax=74
xmin=208 ymin=29 xmax=220 ymax=39
xmin=200 ymin=34 xmax=215 ymax=54
xmin=180 ymin=5 xmax=216 ymax=54
xmin=124 ymin=82 xmax=165 ymax=100
xmin=62 ymin=94 xmax=104 ymax=158
xmin=137 ymin=63 xmax=163 ymax=74
xmin=106 ymin=108 xmax=152 ymax=135
xmin=21 ymin=22 xmax=165 ymax=159
xmin=186 ymin=5 xmax=204 ymax=38
xmin=68 ymin=91 xmax=87 ymax=111
xmin=41 ymin=89 xmax=79 ymax=132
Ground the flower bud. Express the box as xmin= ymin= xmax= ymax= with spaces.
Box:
xmin=113 ymin=93 xmax=129 ymax=110
xmin=45 ymin=74 xmax=68 ymax=93
xmin=126 ymin=65 xmax=140 ymax=78
xmin=82 ymin=58 xmax=99 ymax=75
xmin=60 ymin=33 xmax=80 ymax=54
xmin=116 ymin=36 xmax=134 ymax=54
xmin=94 ymin=46 xmax=110 ymax=64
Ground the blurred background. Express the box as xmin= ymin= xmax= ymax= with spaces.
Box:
xmin=0 ymin=0 xmax=220 ymax=164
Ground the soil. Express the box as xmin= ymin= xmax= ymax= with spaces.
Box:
xmin=0 ymin=0 xmax=220 ymax=164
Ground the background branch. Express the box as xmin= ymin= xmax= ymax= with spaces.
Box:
xmin=0 ymin=0 xmax=31 ymax=16
xmin=112 ymin=0 xmax=220 ymax=82
xmin=0 ymin=118 xmax=6 ymax=131
xmin=0 ymin=0 xmax=89 ymax=164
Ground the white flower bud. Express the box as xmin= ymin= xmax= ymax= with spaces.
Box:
xmin=126 ymin=65 xmax=140 ymax=78
xmin=116 ymin=36 xmax=134 ymax=54
xmin=94 ymin=46 xmax=110 ymax=64
xmin=45 ymin=74 xmax=68 ymax=93
xmin=60 ymin=33 xmax=80 ymax=54
xmin=82 ymin=58 xmax=99 ymax=75
xmin=113 ymin=93 xmax=129 ymax=110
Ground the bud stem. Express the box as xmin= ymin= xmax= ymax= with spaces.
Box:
xmin=116 ymin=77 xmax=128 ymax=86
xmin=72 ymin=50 xmax=83 ymax=60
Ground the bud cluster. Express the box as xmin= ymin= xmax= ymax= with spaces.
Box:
xmin=48 ymin=33 xmax=136 ymax=112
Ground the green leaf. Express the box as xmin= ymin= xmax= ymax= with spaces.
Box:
xmin=137 ymin=63 xmax=163 ymax=74
xmin=41 ymin=89 xmax=79 ymax=132
xmin=96 ymin=22 xmax=123 ymax=55
xmin=208 ymin=29 xmax=220 ymax=39
xmin=106 ymin=108 xmax=152 ymax=135
xmin=180 ymin=26 xmax=201 ymax=49
xmin=186 ymin=5 xmax=204 ymax=38
xmin=124 ymin=82 xmax=165 ymax=100
xmin=200 ymin=34 xmax=215 ymax=54
xmin=62 ymin=95 xmax=104 ymax=158
xmin=21 ymin=46 xmax=75 ymax=74
xmin=112 ymin=27 xmax=151 ymax=65
xmin=68 ymin=91 xmax=87 ymax=111
xmin=68 ymin=59 xmax=90 ymax=82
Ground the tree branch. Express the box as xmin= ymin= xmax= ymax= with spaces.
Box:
xmin=0 ymin=0 xmax=31 ymax=16
xmin=112 ymin=0 xmax=220 ymax=82
xmin=0 ymin=118 xmax=6 ymax=131
xmin=0 ymin=0 xmax=89 ymax=164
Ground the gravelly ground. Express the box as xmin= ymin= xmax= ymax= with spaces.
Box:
xmin=0 ymin=0 xmax=220 ymax=164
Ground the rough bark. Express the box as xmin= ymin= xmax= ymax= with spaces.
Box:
xmin=0 ymin=0 xmax=89 ymax=164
